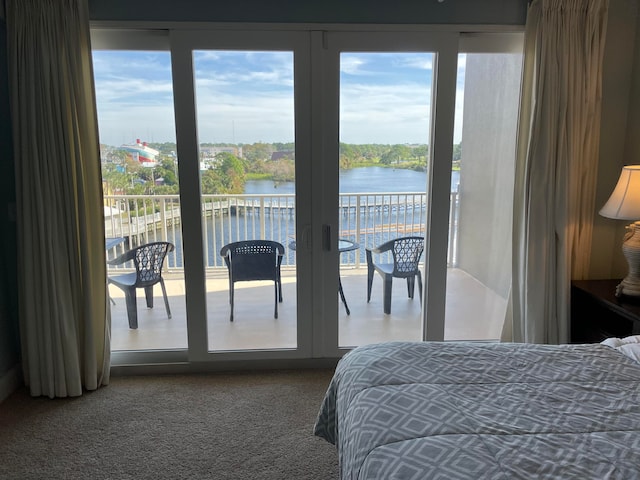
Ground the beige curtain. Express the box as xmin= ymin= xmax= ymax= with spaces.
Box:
xmin=7 ymin=0 xmax=110 ymax=397
xmin=506 ymin=0 xmax=609 ymax=344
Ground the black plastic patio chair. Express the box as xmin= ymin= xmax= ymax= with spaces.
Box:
xmin=107 ymin=241 xmax=174 ymax=329
xmin=366 ymin=236 xmax=424 ymax=314
xmin=220 ymin=240 xmax=284 ymax=322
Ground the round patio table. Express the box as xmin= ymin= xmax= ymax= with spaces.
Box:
xmin=288 ymin=238 xmax=359 ymax=315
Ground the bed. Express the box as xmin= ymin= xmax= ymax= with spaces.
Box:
xmin=314 ymin=339 xmax=640 ymax=479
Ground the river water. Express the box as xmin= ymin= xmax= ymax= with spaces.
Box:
xmin=244 ymin=166 xmax=460 ymax=194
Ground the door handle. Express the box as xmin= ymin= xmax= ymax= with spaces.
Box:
xmin=301 ymin=225 xmax=312 ymax=251
xmin=322 ymin=224 xmax=331 ymax=251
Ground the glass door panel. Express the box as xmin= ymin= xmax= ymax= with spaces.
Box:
xmin=444 ymin=49 xmax=523 ymax=340
xmin=93 ymin=49 xmax=188 ymax=352
xmin=192 ymin=50 xmax=298 ymax=352
xmin=336 ymin=51 xmax=434 ymax=348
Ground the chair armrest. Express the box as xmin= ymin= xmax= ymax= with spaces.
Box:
xmin=107 ymin=248 xmax=136 ymax=266
xmin=367 ymin=239 xmax=396 ymax=266
xmin=367 ymin=240 xmax=394 ymax=255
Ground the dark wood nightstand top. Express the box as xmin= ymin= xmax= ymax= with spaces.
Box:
xmin=572 ymin=279 xmax=640 ymax=323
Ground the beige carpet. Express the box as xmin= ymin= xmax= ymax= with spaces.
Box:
xmin=0 ymin=369 xmax=339 ymax=479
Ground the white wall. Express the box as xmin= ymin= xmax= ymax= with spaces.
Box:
xmin=457 ymin=53 xmax=521 ymax=298
xmin=591 ymin=0 xmax=639 ymax=279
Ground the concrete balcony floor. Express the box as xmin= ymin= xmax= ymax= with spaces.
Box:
xmin=109 ymin=268 xmax=507 ymax=352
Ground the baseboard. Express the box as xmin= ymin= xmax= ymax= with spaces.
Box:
xmin=111 ymin=357 xmax=340 ymax=376
xmin=0 ymin=364 xmax=22 ymax=403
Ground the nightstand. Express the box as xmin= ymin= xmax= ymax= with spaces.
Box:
xmin=571 ymin=279 xmax=640 ymax=343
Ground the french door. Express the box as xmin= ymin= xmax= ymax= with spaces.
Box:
xmin=171 ymin=30 xmax=314 ymax=361
xmin=313 ymin=32 xmax=458 ymax=357
xmin=170 ymin=30 xmax=457 ymax=361
xmin=93 ymin=27 xmax=520 ymax=365
xmin=317 ymin=32 xmax=522 ymax=354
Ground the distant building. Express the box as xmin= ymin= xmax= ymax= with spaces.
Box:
xmin=200 ymin=146 xmax=243 ymax=159
xmin=99 ymin=144 xmax=122 ymax=164
xmin=120 ymin=139 xmax=160 ymax=167
xmin=271 ymin=150 xmax=294 ymax=161
xmin=199 ymin=145 xmax=243 ymax=171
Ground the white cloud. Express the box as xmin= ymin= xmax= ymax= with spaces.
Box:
xmin=339 ymin=82 xmax=431 ymax=144
xmin=340 ymin=55 xmax=368 ymax=75
xmin=195 ymin=68 xmax=293 ymax=88
xmin=95 ymin=77 xmax=173 ymax=103
xmin=194 ymin=90 xmax=295 ymax=143
xmin=94 ymin=50 xmax=466 ymax=147
xmin=96 ymin=104 xmax=177 ymax=146
xmin=396 ymin=56 xmax=433 ymax=70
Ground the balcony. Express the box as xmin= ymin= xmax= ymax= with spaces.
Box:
xmin=105 ymin=193 xmax=508 ymax=352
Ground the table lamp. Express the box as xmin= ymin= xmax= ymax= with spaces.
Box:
xmin=599 ymin=165 xmax=640 ymax=297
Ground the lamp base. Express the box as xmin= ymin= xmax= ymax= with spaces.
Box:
xmin=615 ymin=222 xmax=640 ymax=298
xmin=615 ymin=277 xmax=640 ymax=297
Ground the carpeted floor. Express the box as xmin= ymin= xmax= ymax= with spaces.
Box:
xmin=0 ymin=369 xmax=339 ymax=479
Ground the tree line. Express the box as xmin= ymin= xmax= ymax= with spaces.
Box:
xmin=102 ymin=141 xmax=461 ymax=196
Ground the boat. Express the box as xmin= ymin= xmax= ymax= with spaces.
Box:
xmin=120 ymin=139 xmax=160 ymax=167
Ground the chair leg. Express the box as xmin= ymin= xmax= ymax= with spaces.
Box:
xmin=107 ymin=284 xmax=116 ymax=305
xmin=159 ymin=278 xmax=172 ymax=319
xmin=144 ymin=286 xmax=154 ymax=309
xmin=277 ymin=271 xmax=283 ymax=303
xmin=124 ymin=288 xmax=139 ymax=329
xmin=338 ymin=277 xmax=351 ymax=316
xmin=417 ymin=272 xmax=423 ymax=304
xmin=407 ymin=277 xmax=415 ymax=299
xmin=383 ymin=275 xmax=393 ymax=314
xmin=274 ymin=281 xmax=278 ymax=319
xmin=367 ymin=265 xmax=375 ymax=303
xmin=229 ymin=282 xmax=235 ymax=322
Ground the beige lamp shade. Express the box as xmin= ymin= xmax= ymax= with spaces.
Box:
xmin=599 ymin=165 xmax=640 ymax=220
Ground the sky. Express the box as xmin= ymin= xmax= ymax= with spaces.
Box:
xmin=92 ymin=50 xmax=466 ymax=148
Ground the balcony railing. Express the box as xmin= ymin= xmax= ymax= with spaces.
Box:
xmin=104 ymin=192 xmax=459 ymax=269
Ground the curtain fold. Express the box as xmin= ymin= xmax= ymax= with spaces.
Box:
xmin=507 ymin=0 xmax=609 ymax=344
xmin=7 ymin=0 xmax=110 ymax=397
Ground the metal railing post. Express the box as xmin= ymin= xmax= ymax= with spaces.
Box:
xmin=260 ymin=196 xmax=266 ymax=239
xmin=355 ymin=195 xmax=361 ymax=268
xmin=160 ymin=197 xmax=167 ymax=242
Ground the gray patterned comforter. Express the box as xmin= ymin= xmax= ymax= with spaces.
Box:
xmin=314 ymin=341 xmax=640 ymax=479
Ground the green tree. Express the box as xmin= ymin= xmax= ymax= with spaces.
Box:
xmin=452 ymin=143 xmax=462 ymax=162
xmin=155 ymin=157 xmax=178 ymax=186
xmin=242 ymin=142 xmax=274 ymax=163
xmin=412 ymin=145 xmax=428 ymax=160
xmin=273 ymin=142 xmax=294 ymax=152
xmin=201 ymin=169 xmax=224 ymax=194
xmin=216 ymin=152 xmax=246 ymax=193
xmin=380 ymin=145 xmax=411 ymax=165
xmin=271 ymin=159 xmax=295 ymax=183
xmin=339 ymin=142 xmax=356 ymax=168
xmin=101 ymin=163 xmax=130 ymax=192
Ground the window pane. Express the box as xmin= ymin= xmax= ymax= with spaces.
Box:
xmin=93 ymin=50 xmax=187 ymax=351
xmin=337 ymin=52 xmax=433 ymax=348
xmin=192 ymin=50 xmax=298 ymax=351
